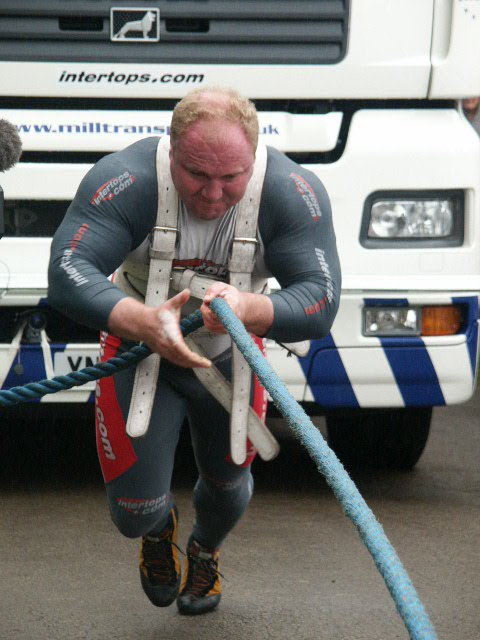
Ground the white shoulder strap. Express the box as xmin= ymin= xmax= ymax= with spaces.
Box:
xmin=126 ymin=137 xmax=178 ymax=438
xmin=228 ymin=143 xmax=268 ymax=464
xmin=185 ymin=335 xmax=279 ymax=461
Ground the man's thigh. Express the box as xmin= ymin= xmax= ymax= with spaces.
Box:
xmin=96 ymin=334 xmax=187 ymax=490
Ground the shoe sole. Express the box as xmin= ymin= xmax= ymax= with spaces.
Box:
xmin=140 ymin=569 xmax=181 ymax=608
xmin=177 ymin=594 xmax=221 ymax=615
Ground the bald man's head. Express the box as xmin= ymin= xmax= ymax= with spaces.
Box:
xmin=170 ymin=87 xmax=259 ymax=153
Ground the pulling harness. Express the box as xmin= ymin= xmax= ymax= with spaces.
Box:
xmin=124 ymin=136 xmax=279 ymax=464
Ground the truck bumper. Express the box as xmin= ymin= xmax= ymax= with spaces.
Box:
xmin=300 ymin=293 xmax=479 ymax=408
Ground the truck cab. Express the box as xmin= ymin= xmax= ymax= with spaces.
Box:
xmin=1 ymin=0 xmax=479 ymax=467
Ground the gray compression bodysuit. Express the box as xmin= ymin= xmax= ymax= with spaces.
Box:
xmin=48 ymin=137 xmax=341 ymax=547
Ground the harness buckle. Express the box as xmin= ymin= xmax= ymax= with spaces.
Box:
xmin=149 ymin=225 xmax=179 ymax=260
xmin=228 ymin=237 xmax=258 ymax=273
xmin=152 ymin=225 xmax=178 ymax=234
xmin=229 ymin=236 xmax=259 ymax=250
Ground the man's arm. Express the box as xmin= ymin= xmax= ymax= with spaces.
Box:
xmin=201 ymin=282 xmax=274 ymax=336
xmin=48 ymin=139 xmax=210 ymax=368
xmin=257 ymin=148 xmax=342 ymax=343
xmin=48 ymin=143 xmax=158 ymax=330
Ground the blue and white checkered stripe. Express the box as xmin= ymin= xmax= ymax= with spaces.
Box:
xmin=1 ymin=295 xmax=479 ymax=407
xmin=0 ymin=342 xmax=96 ymax=403
xmin=0 ymin=297 xmax=97 ymax=402
xmin=300 ymin=294 xmax=479 ymax=409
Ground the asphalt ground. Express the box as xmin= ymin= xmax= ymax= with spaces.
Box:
xmin=0 ymin=388 xmax=479 ymax=639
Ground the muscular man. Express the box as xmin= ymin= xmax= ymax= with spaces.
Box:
xmin=48 ymin=87 xmax=341 ymax=615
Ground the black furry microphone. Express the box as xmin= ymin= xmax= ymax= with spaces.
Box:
xmin=0 ymin=118 xmax=22 ymax=172
xmin=0 ymin=118 xmax=22 ymax=238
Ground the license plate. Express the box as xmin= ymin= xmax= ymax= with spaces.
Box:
xmin=53 ymin=349 xmax=100 ymax=390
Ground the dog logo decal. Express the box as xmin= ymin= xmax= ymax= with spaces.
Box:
xmin=111 ymin=8 xmax=160 ymax=42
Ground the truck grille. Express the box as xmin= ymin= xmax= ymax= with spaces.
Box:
xmin=0 ymin=307 xmax=99 ymax=344
xmin=0 ymin=1 xmax=349 ymax=65
xmin=3 ymin=200 xmax=69 ymax=238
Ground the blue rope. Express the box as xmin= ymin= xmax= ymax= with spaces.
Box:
xmin=0 ymin=311 xmax=203 ymax=407
xmin=209 ymin=297 xmax=437 ymax=640
xmin=0 ymin=299 xmax=437 ymax=639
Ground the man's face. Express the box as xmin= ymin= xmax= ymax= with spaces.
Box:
xmin=169 ymin=119 xmax=255 ymax=220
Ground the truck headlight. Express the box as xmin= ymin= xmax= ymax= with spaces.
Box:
xmin=363 ymin=305 xmax=462 ymax=337
xmin=364 ymin=307 xmax=420 ymax=337
xmin=361 ymin=191 xmax=464 ymax=247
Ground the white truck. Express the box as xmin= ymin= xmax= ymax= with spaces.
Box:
xmin=0 ymin=0 xmax=479 ymax=468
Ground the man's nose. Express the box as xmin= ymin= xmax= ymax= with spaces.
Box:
xmin=202 ymin=180 xmax=223 ymax=201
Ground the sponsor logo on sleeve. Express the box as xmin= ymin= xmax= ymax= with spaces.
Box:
xmin=304 ymin=248 xmax=335 ymax=316
xmin=289 ymin=173 xmax=321 ymax=221
xmin=91 ymin=171 xmax=136 ymax=206
xmin=315 ymin=248 xmax=335 ymax=303
xmin=70 ymin=223 xmax=89 ymax=251
xmin=58 ymin=223 xmax=91 ymax=287
xmin=305 ymin=297 xmax=327 ymax=316
xmin=60 ymin=249 xmax=89 ymax=287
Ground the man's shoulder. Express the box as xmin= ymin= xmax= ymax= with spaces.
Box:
xmin=82 ymin=136 xmax=159 ymax=192
xmin=264 ymin=146 xmax=327 ymax=201
xmin=103 ymin=136 xmax=159 ymax=171
xmin=74 ymin=137 xmax=159 ymax=219
xmin=259 ymin=147 xmax=331 ymax=236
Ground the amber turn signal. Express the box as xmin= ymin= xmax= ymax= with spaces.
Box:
xmin=421 ymin=306 xmax=461 ymax=336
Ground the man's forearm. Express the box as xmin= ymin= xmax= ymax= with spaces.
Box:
xmin=107 ymin=297 xmax=149 ymax=343
xmin=241 ymin=292 xmax=274 ymax=337
xmin=201 ymin=283 xmax=274 ymax=337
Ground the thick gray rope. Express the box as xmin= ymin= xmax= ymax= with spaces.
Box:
xmin=210 ymin=297 xmax=437 ymax=640
xmin=0 ymin=300 xmax=437 ymax=638
xmin=0 ymin=311 xmax=203 ymax=407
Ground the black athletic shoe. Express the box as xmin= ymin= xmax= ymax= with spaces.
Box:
xmin=177 ymin=538 xmax=222 ymax=615
xmin=139 ymin=505 xmax=181 ymax=607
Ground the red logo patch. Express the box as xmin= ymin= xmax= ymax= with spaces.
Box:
xmin=289 ymin=172 xmax=321 ymax=221
xmin=91 ymin=171 xmax=136 ymax=206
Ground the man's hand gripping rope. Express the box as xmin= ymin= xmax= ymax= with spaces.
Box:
xmin=108 ymin=289 xmax=211 ymax=369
